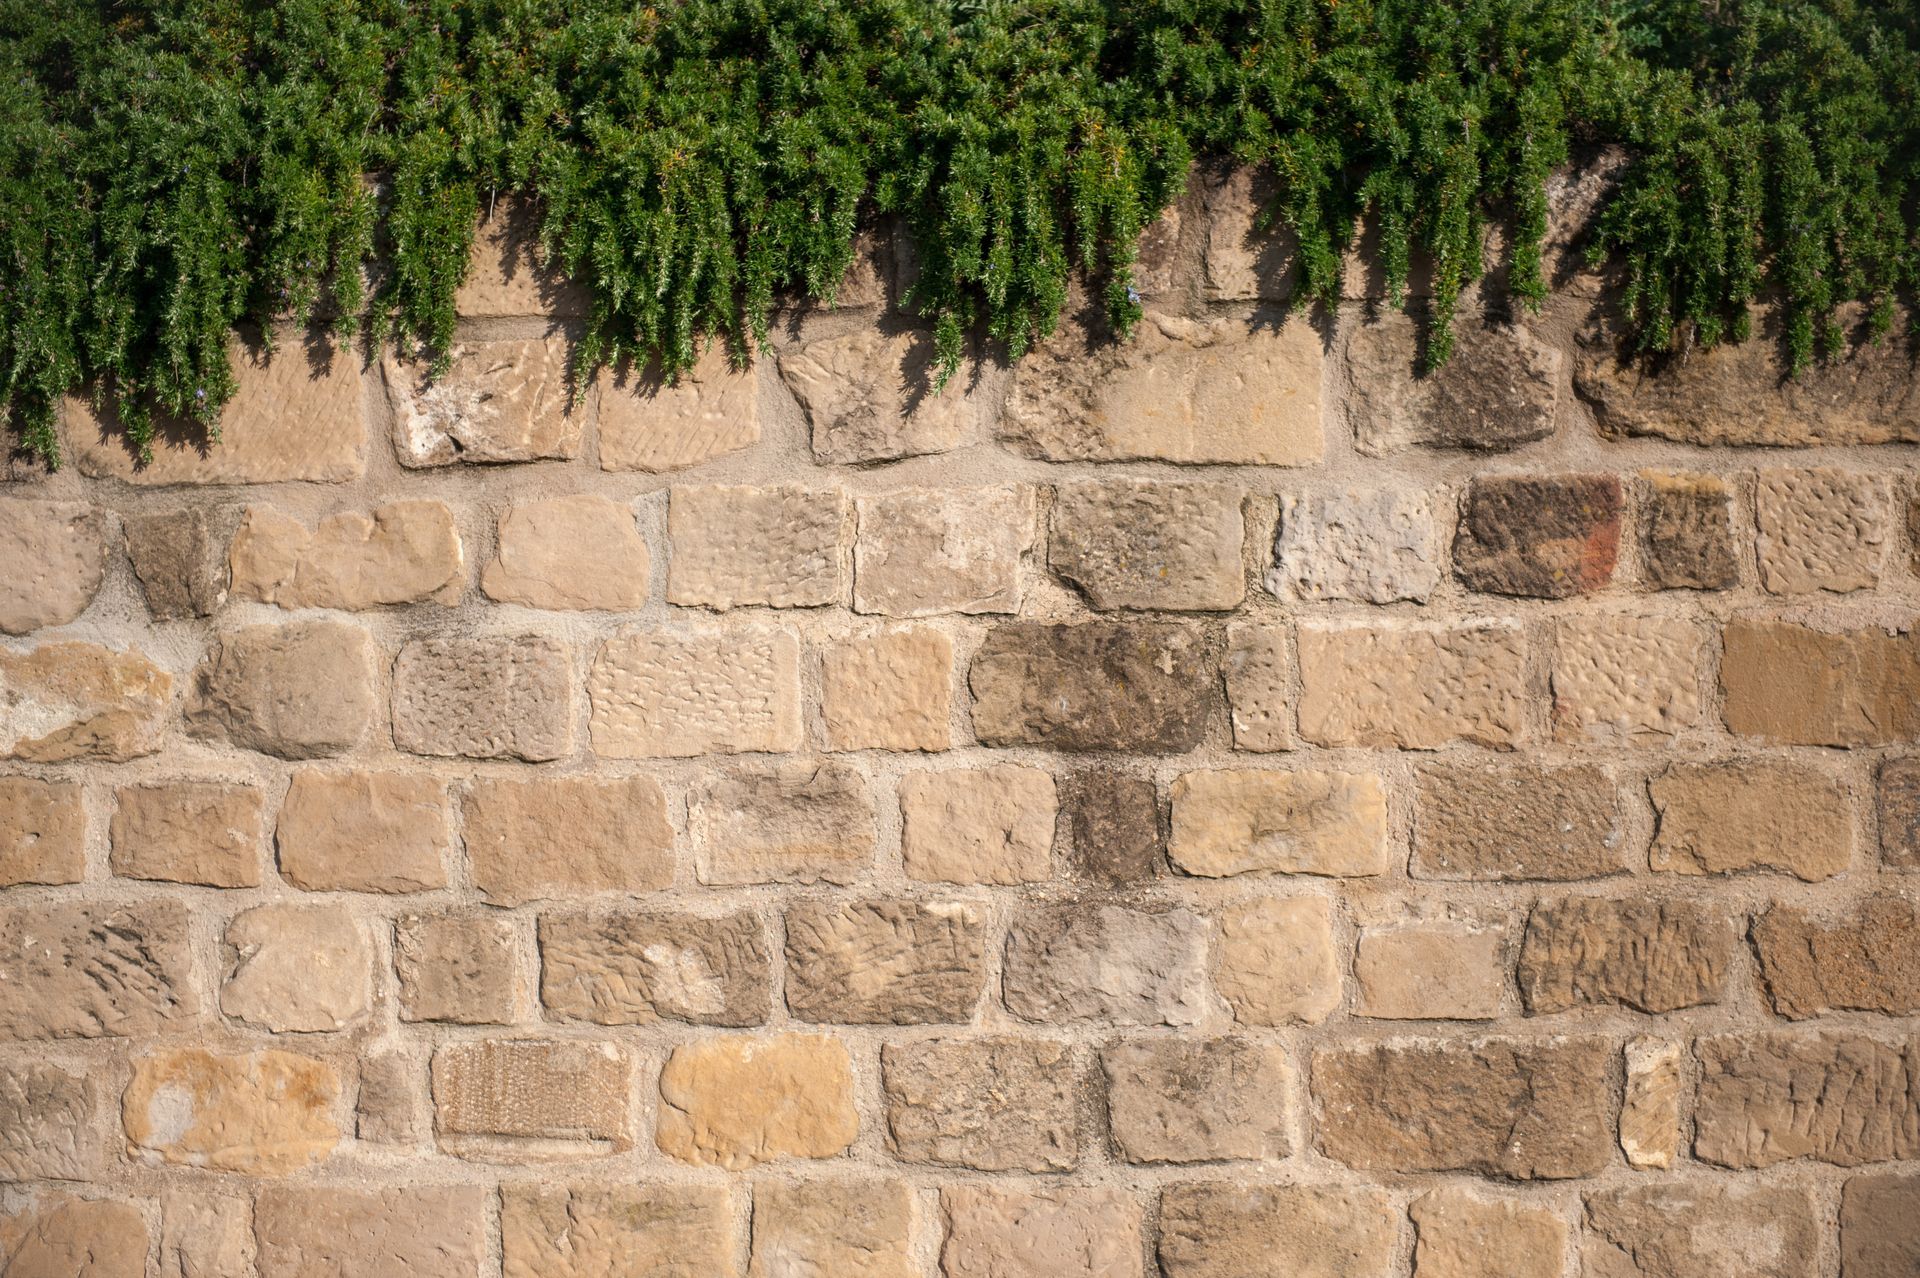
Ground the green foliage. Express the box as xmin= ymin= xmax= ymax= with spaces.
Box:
xmin=2 ymin=0 xmax=1916 ymax=463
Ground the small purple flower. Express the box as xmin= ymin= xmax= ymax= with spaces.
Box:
xmin=194 ymin=387 xmax=206 ymax=402
xmin=1126 ymin=286 xmax=1141 ymax=305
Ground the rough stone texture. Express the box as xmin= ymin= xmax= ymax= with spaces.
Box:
xmin=0 ymin=1062 xmax=100 ymax=1180
xmin=1693 ymin=1031 xmax=1920 ymax=1168
xmin=1721 ymin=619 xmax=1920 ymax=746
xmin=254 ymin=1185 xmax=490 ymax=1278
xmin=1620 ymin=1036 xmax=1683 ymax=1170
xmin=229 ymin=500 xmax=464 ymax=608
xmin=667 ymin=483 xmax=846 ymax=608
xmin=1 ymin=641 xmax=172 ymax=762
xmin=656 ymin=1034 xmax=859 ymax=1169
xmin=276 ymin=769 xmax=451 ymax=892
xmin=1201 ymin=165 xmax=1295 ymax=301
xmin=854 ymin=486 xmax=1032 ymax=616
xmin=970 ymin=621 xmax=1220 ymax=752
xmin=940 ymin=1186 xmax=1145 ymax=1278
xmin=186 ymin=622 xmax=376 ymax=759
xmin=1517 ymin=897 xmax=1731 ymax=1014
xmin=1580 ymin=1183 xmax=1819 ymax=1278
xmin=455 ymin=202 xmax=586 ymax=316
xmin=397 ymin=910 xmax=525 ymax=1024
xmin=1314 ymin=1037 xmax=1614 ymax=1177
xmin=1297 ymin=622 xmax=1529 ymax=749
xmin=541 ymin=909 xmax=771 ymax=1026
xmin=1169 ymin=769 xmax=1389 ymax=878
xmin=751 ymin=1179 xmax=914 ymax=1278
xmin=391 ymin=633 xmax=573 ymax=761
xmin=1878 ymin=757 xmax=1920 ymax=868
xmin=1409 ymin=1189 xmax=1567 ymax=1278
xmin=432 ymin=1038 xmax=633 ymax=1159
xmin=1841 ymin=1173 xmax=1920 ymax=1278
xmin=1157 ymin=1183 xmax=1397 ymax=1278
xmin=1751 ymin=898 xmax=1920 ymax=1018
xmin=1647 ymin=760 xmax=1853 ymax=881
xmin=109 ymin=780 xmax=265 ymax=888
xmin=1354 ymin=924 xmax=1506 ymax=1020
xmin=598 ymin=344 xmax=761 ymax=472
xmin=1344 ymin=313 xmax=1562 ymax=455
xmin=1059 ymin=768 xmax=1164 ymax=885
xmin=1755 ymin=467 xmax=1890 ymax=594
xmin=125 ymin=506 xmax=227 ymax=618
xmin=0 ymin=1196 xmax=149 ymax=1278
xmin=785 ymin=897 xmax=985 ymax=1024
xmin=0 ymin=899 xmax=197 ymax=1039
xmin=482 ymin=494 xmax=649 ymax=609
xmin=900 ymin=765 xmax=1056 ymax=884
xmin=159 ymin=1191 xmax=253 ymax=1278
xmin=691 ymin=761 xmax=875 ymax=885
xmin=821 ymin=627 xmax=953 ymax=750
xmin=1552 ymin=614 xmax=1704 ymax=743
xmin=1049 ymin=479 xmax=1246 ymax=611
xmin=463 ymin=774 xmax=674 ymax=905
xmin=1269 ymin=489 xmax=1440 ymax=603
xmin=385 ymin=336 xmax=579 ymax=466
xmin=1102 ymin=1037 xmax=1290 ymax=1162
xmin=1224 ymin=622 xmax=1292 ymax=751
xmin=1215 ymin=895 xmax=1341 ymax=1026
xmin=123 ymin=1048 xmax=340 ymax=1174
xmin=0 ymin=776 xmax=85 ymax=887
xmin=0 ymin=499 xmax=108 ymax=633
xmin=1640 ymin=470 xmax=1739 ymax=590
xmin=882 ymin=1037 xmax=1079 ymax=1172
xmin=589 ymin=628 xmax=802 ymax=757
xmin=221 ymin=904 xmax=372 ymax=1033
xmin=354 ymin=1049 xmax=426 ymax=1147
xmin=502 ymin=1184 xmax=736 ymax=1278
xmin=1454 ymin=474 xmax=1623 ymax=598
xmin=1003 ymin=904 xmax=1215 ymax=1026
xmin=779 ymin=328 xmax=996 ymax=463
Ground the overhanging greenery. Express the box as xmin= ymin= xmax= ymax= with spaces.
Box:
xmin=3 ymin=0 xmax=1915 ymax=465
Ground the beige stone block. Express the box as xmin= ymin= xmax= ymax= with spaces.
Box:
xmin=1004 ymin=904 xmax=1215 ymax=1026
xmin=821 ymin=627 xmax=952 ymax=751
xmin=598 ymin=344 xmax=761 ymax=472
xmin=398 ymin=910 xmax=525 ymax=1025
xmin=1297 ymin=621 xmax=1528 ymax=748
xmin=1694 ymin=1031 xmax=1920 ymax=1168
xmin=1269 ymin=489 xmax=1441 ymax=602
xmin=483 ymin=493 xmax=649 ymax=609
xmin=0 ymin=641 xmax=172 ymax=762
xmin=1102 ymin=1038 xmax=1290 ymax=1163
xmin=432 ymin=1038 xmax=633 ymax=1160
xmin=158 ymin=1191 xmax=253 ymax=1278
xmin=1721 ymin=620 xmax=1920 ymax=746
xmin=779 ymin=328 xmax=994 ymax=463
xmin=255 ymin=1185 xmax=489 ymax=1278
xmin=1552 ymin=615 xmax=1704 ymax=743
xmin=186 ymin=621 xmax=377 ymax=759
xmin=1413 ymin=763 xmax=1629 ymax=881
xmin=1410 ymin=1188 xmax=1567 ymax=1278
xmin=751 ymin=1179 xmax=915 ymax=1278
xmin=0 ymin=776 xmax=85 ymax=886
xmin=540 ymin=909 xmax=770 ymax=1026
xmin=657 ymin=1033 xmax=858 ymax=1169
xmin=0 ymin=899 xmax=197 ymax=1039
xmin=667 ymin=483 xmax=847 ymax=608
xmin=385 ymin=335 xmax=579 ymax=466
xmin=900 ymin=764 xmax=1056 ymax=884
xmin=502 ymin=1183 xmax=737 ymax=1278
xmin=229 ymin=500 xmax=463 ymax=608
xmin=854 ymin=486 xmax=1031 ymax=616
xmin=589 ymin=628 xmax=802 ymax=757
xmin=692 ymin=761 xmax=875 ymax=885
xmin=123 ymin=1048 xmax=340 ymax=1174
xmin=1581 ymin=1183 xmax=1818 ymax=1278
xmin=463 ymin=775 xmax=674 ymax=906
xmin=1648 ymin=760 xmax=1853 ymax=880
xmin=221 ymin=904 xmax=372 ymax=1033
xmin=1215 ymin=895 xmax=1340 ymax=1025
xmin=1755 ymin=467 xmax=1891 ymax=593
xmin=1158 ymin=1183 xmax=1396 ymax=1278
xmin=0 ymin=1061 xmax=101 ymax=1180
xmin=125 ymin=505 xmax=228 ymax=619
xmin=940 ymin=1186 xmax=1145 ymax=1278
xmin=1354 ymin=924 xmax=1506 ymax=1019
xmin=1169 ymin=769 xmax=1388 ymax=877
xmin=1225 ymin=622 xmax=1292 ymax=751
xmin=391 ymin=634 xmax=573 ymax=761
xmin=881 ymin=1036 xmax=1078 ymax=1172
xmin=1750 ymin=897 xmax=1920 ymax=1018
xmin=109 ymin=780 xmax=264 ymax=888
xmin=276 ymin=769 xmax=451 ymax=893
xmin=785 ymin=898 xmax=985 ymax=1025
xmin=455 ymin=203 xmax=586 ymax=317
xmin=1049 ymin=478 xmax=1247 ymax=611
xmin=0 ymin=499 xmax=108 ymax=633
xmin=1517 ymin=897 xmax=1730 ymax=1014
xmin=0 ymin=1195 xmax=148 ymax=1278
xmin=1620 ymin=1036 xmax=1682 ymax=1169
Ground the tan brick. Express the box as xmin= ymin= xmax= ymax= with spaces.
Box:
xmin=1158 ymin=1183 xmax=1396 ymax=1278
xmin=1269 ymin=488 xmax=1441 ymax=602
xmin=1049 ymin=478 xmax=1247 ymax=611
xmin=0 ymin=899 xmax=197 ymax=1039
xmin=692 ymin=761 xmax=874 ymax=885
xmin=1004 ymin=904 xmax=1215 ymax=1026
xmin=221 ymin=904 xmax=372 ymax=1033
xmin=125 ymin=505 xmax=228 ymax=619
xmin=1551 ymin=615 xmax=1704 ymax=743
xmin=1751 ymin=897 xmax=1920 ymax=1018
xmin=0 ymin=1061 xmax=100 ymax=1180
xmin=1755 ymin=467 xmax=1890 ymax=593
xmin=1200 ymin=166 xmax=1294 ymax=301
xmin=0 ymin=776 xmax=85 ymax=887
xmin=276 ymin=769 xmax=451 ymax=893
xmin=385 ymin=336 xmax=579 ymax=466
xmin=1410 ymin=1188 xmax=1566 ymax=1278
xmin=1693 ymin=1031 xmax=1920 ymax=1168
xmin=752 ymin=1179 xmax=914 ymax=1278
xmin=1620 ymin=1036 xmax=1682 ymax=1170
xmin=1216 ymin=895 xmax=1340 ymax=1026
xmin=540 ymin=909 xmax=770 ymax=1026
xmin=503 ymin=1183 xmax=737 ymax=1278
xmin=229 ymin=500 xmax=464 ymax=608
xmin=1102 ymin=1037 xmax=1290 ymax=1163
xmin=1842 ymin=1173 xmax=1920 ymax=1278
xmin=0 ymin=641 xmax=172 ymax=762
xmin=667 ymin=483 xmax=847 ymax=608
xmin=1224 ymin=621 xmax=1292 ymax=750
xmin=1345 ymin=313 xmax=1562 ymax=455
xmin=785 ymin=898 xmax=985 ymax=1024
xmin=455 ymin=202 xmax=586 ymax=317
xmin=123 ymin=1047 xmax=340 ymax=1174
xmin=109 ymin=780 xmax=264 ymax=887
xmin=463 ymin=775 xmax=674 ymax=906
xmin=779 ymin=328 xmax=994 ymax=463
xmin=0 ymin=1195 xmax=148 ymax=1278
xmin=1581 ymin=1183 xmax=1818 ymax=1278
xmin=255 ymin=1185 xmax=489 ymax=1278
xmin=0 ymin=499 xmax=108 ymax=633
xmin=970 ymin=621 xmax=1220 ymax=752
xmin=1721 ymin=619 xmax=1920 ymax=746
xmin=900 ymin=765 xmax=1055 ymax=884
xmin=657 ymin=1033 xmax=858 ymax=1169
xmin=821 ymin=627 xmax=952 ymax=750
xmin=1414 ymin=763 xmax=1629 ymax=880
xmin=1169 ymin=769 xmax=1388 ymax=877
xmin=432 ymin=1038 xmax=633 ymax=1160
xmin=1518 ymin=897 xmax=1730 ymax=1014
xmin=882 ymin=1037 xmax=1079 ymax=1172
xmin=854 ymin=486 xmax=1031 ymax=616
xmin=158 ymin=1191 xmax=253 ymax=1278
xmin=1355 ymin=924 xmax=1506 ymax=1020
xmin=1297 ymin=621 xmax=1528 ymax=749
xmin=598 ymin=343 xmax=761 ymax=472
xmin=1648 ymin=760 xmax=1852 ymax=880
xmin=391 ymin=634 xmax=573 ymax=761
xmin=1641 ymin=470 xmax=1738 ymax=590
xmin=355 ymin=1048 xmax=427 ymax=1147
xmin=397 ymin=911 xmax=525 ymax=1024
xmin=941 ymin=1186 xmax=1145 ymax=1278
xmin=186 ymin=621 xmax=377 ymax=759
xmin=482 ymin=494 xmax=650 ymax=610
xmin=589 ymin=628 xmax=802 ymax=757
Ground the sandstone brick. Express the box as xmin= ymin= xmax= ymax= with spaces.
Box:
xmin=1648 ymin=760 xmax=1852 ymax=880
xmin=109 ymin=780 xmax=264 ymax=887
xmin=1842 ymin=1173 xmax=1920 ymax=1278
xmin=0 ymin=1196 xmax=147 ymax=1278
xmin=1354 ymin=924 xmax=1506 ymax=1019
xmin=1879 ymin=757 xmax=1920 ymax=867
xmin=0 ymin=642 xmax=172 ymax=762
xmin=1059 ymin=768 xmax=1164 ymax=885
xmin=1102 ymin=1037 xmax=1290 ymax=1163
xmin=385 ymin=336 xmax=579 ymax=466
xmin=125 ymin=506 xmax=227 ymax=618
xmin=276 ymin=769 xmax=451 ymax=892
xmin=882 ymin=1036 xmax=1078 ymax=1172
xmin=0 ymin=1062 xmax=100 ymax=1180
xmin=456 ymin=202 xmax=587 ymax=317
xmin=123 ymin=1047 xmax=340 ymax=1174
xmin=0 ymin=776 xmax=84 ymax=887
xmin=1216 ymin=895 xmax=1340 ymax=1026
xmin=0 ymin=899 xmax=196 ymax=1039
xmin=1344 ymin=313 xmax=1562 ymax=454
xmin=1409 ymin=1189 xmax=1567 ymax=1278
xmin=186 ymin=621 xmax=376 ymax=759
xmin=1640 ymin=470 xmax=1738 ymax=590
xmin=229 ymin=500 xmax=464 ymax=608
xmin=433 ymin=1038 xmax=633 ymax=1159
xmin=1004 ymin=904 xmax=1215 ymax=1026
xmin=900 ymin=765 xmax=1056 ymax=884
xmin=254 ymin=1185 xmax=489 ymax=1278
xmin=598 ymin=343 xmax=761 ymax=471
xmin=1752 ymin=898 xmax=1920 ymax=1018
xmin=481 ymin=494 xmax=650 ymax=609
xmin=1157 ymin=1183 xmax=1397 ymax=1278
xmin=1224 ymin=621 xmax=1291 ymax=751
xmin=752 ymin=1180 xmax=912 ymax=1278
xmin=1297 ymin=622 xmax=1528 ymax=749
xmin=355 ymin=1048 xmax=427 ymax=1147
xmin=1553 ymin=614 xmax=1704 ymax=744
xmin=854 ymin=486 xmax=1031 ymax=616
xmin=1620 ymin=1036 xmax=1682 ymax=1170
xmin=397 ymin=910 xmax=524 ymax=1024
xmin=1755 ymin=467 xmax=1890 ymax=593
xmin=0 ymin=500 xmax=107 ymax=633
xmin=1694 ymin=1031 xmax=1920 ymax=1168
xmin=540 ymin=909 xmax=770 ymax=1026
xmin=1454 ymin=474 xmax=1623 ymax=597
xmin=502 ymin=1183 xmax=737 ymax=1278
xmin=1722 ymin=619 xmax=1920 ymax=746
xmin=1269 ymin=489 xmax=1441 ymax=603
xmin=1169 ymin=769 xmax=1389 ymax=878
xmin=1580 ymin=1183 xmax=1819 ymax=1278
xmin=970 ymin=621 xmax=1220 ymax=752
xmin=463 ymin=775 xmax=674 ymax=906
xmin=667 ymin=483 xmax=846 ymax=608
xmin=1049 ymin=479 xmax=1246 ymax=611
xmin=158 ymin=1191 xmax=253 ymax=1278
xmin=589 ymin=628 xmax=802 ymax=757
xmin=1415 ymin=763 xmax=1628 ymax=880
xmin=1201 ymin=165 xmax=1296 ymax=300
xmin=779 ymin=328 xmax=994 ymax=463
xmin=391 ymin=634 xmax=572 ymax=761
xmin=940 ymin=1186 xmax=1145 ymax=1278
xmin=1314 ymin=1037 xmax=1613 ymax=1177
xmin=1517 ymin=897 xmax=1731 ymax=1014
xmin=222 ymin=904 xmax=372 ymax=1033
xmin=691 ymin=761 xmax=875 ymax=885
xmin=821 ymin=627 xmax=952 ymax=750
xmin=657 ymin=1034 xmax=858 ymax=1169
xmin=786 ymin=897 xmax=985 ymax=1024
xmin=1003 ymin=313 xmax=1323 ymax=465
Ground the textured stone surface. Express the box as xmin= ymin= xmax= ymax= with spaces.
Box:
xmin=0 ymin=777 xmax=85 ymax=887
xmin=0 ymin=1062 xmax=99 ymax=1180
xmin=391 ymin=634 xmax=573 ymax=760
xmin=1224 ymin=622 xmax=1292 ymax=750
xmin=125 ymin=506 xmax=227 ymax=618
xmin=1345 ymin=313 xmax=1562 ymax=455
xmin=432 ymin=1038 xmax=633 ymax=1159
xmin=882 ymin=1037 xmax=1078 ymax=1172
xmin=1158 ymin=1183 xmax=1397 ymax=1278
xmin=0 ymin=900 xmax=196 ymax=1039
xmin=1878 ymin=757 xmax=1920 ymax=868
xmin=1842 ymin=1173 xmax=1920 ymax=1278
xmin=667 ymin=483 xmax=847 ymax=608
xmin=534 ymin=916 xmax=768 ymax=1036
xmin=1693 ymin=1032 xmax=1920 ymax=1168
xmin=502 ymin=1183 xmax=736 ymax=1278
xmin=854 ymin=486 xmax=1032 ymax=616
xmin=1640 ymin=470 xmax=1739 ymax=590
xmin=397 ymin=910 xmax=525 ymax=1024
xmin=1648 ymin=760 xmax=1852 ymax=880
xmin=1102 ymin=1037 xmax=1290 ymax=1163
xmin=0 ymin=1196 xmax=148 ymax=1278
xmin=780 ymin=328 xmax=995 ymax=463
xmin=821 ymin=627 xmax=953 ymax=750
xmin=786 ymin=897 xmax=985 ymax=1024
xmin=1454 ymin=474 xmax=1622 ymax=597
xmin=598 ymin=344 xmax=761 ymax=472
xmin=1059 ymin=768 xmax=1164 ymax=885
xmin=1049 ymin=479 xmax=1246 ymax=611
xmin=1751 ymin=898 xmax=1920 ymax=1018
xmin=1552 ymin=615 xmax=1704 ymax=742
xmin=109 ymin=780 xmax=264 ymax=887
xmin=751 ymin=1179 xmax=914 ymax=1278
xmin=940 ymin=1186 xmax=1145 ymax=1278
xmin=483 ymin=494 xmax=649 ymax=609
xmin=0 ymin=499 xmax=108 ymax=633
xmin=1517 ymin=897 xmax=1731 ymax=1013
xmin=1297 ymin=622 xmax=1528 ymax=749
xmin=229 ymin=500 xmax=463 ymax=608
xmin=691 ymin=761 xmax=875 ymax=885
xmin=656 ymin=1034 xmax=858 ymax=1168
xmin=276 ymin=769 xmax=450 ymax=892
xmin=970 ymin=621 xmax=1219 ymax=752
xmin=589 ymin=628 xmax=802 ymax=757
xmin=1 ymin=641 xmax=172 ymax=762
xmin=1269 ymin=489 xmax=1440 ymax=603
xmin=1354 ymin=924 xmax=1506 ymax=1019
xmin=1620 ymin=1036 xmax=1683 ymax=1169
xmin=1201 ymin=165 xmax=1295 ymax=300
xmin=254 ymin=1185 xmax=490 ymax=1278
xmin=1580 ymin=1183 xmax=1819 ymax=1278
xmin=900 ymin=765 xmax=1056 ymax=884
xmin=1169 ymin=769 xmax=1389 ymax=877
xmin=159 ymin=1191 xmax=253 ymax=1278
xmin=1721 ymin=619 xmax=1920 ymax=746
xmin=187 ymin=622 xmax=376 ymax=759
xmin=1003 ymin=904 xmax=1215 ymax=1026
xmin=221 ymin=904 xmax=371 ymax=1033
xmin=1215 ymin=895 xmax=1340 ymax=1026
xmin=1755 ymin=467 xmax=1890 ymax=594
xmin=123 ymin=1048 xmax=340 ymax=1174
xmin=355 ymin=1049 xmax=426 ymax=1147
xmin=385 ymin=336 xmax=579 ymax=466
xmin=456 ymin=202 xmax=587 ymax=317
xmin=1410 ymin=1189 xmax=1567 ymax=1278
xmin=463 ymin=774 xmax=674 ymax=905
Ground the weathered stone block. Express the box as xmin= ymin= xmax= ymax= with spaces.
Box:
xmin=1354 ymin=924 xmax=1506 ymax=1020
xmin=109 ymin=780 xmax=264 ymax=887
xmin=656 ymin=1034 xmax=858 ymax=1169
xmin=397 ymin=910 xmax=525 ymax=1024
xmin=221 ymin=904 xmax=372 ymax=1033
xmin=1755 ymin=467 xmax=1890 ymax=593
xmin=1169 ymin=769 xmax=1388 ymax=877
xmin=255 ymin=1185 xmax=490 ymax=1278
xmin=0 ymin=499 xmax=107 ymax=633
xmin=1551 ymin=614 xmax=1703 ymax=743
xmin=785 ymin=898 xmax=985 ymax=1024
xmin=1269 ymin=489 xmax=1440 ymax=603
xmin=502 ymin=1184 xmax=736 ymax=1278
xmin=455 ymin=202 xmax=588 ymax=317
xmin=1640 ymin=470 xmax=1738 ymax=590
xmin=940 ymin=1186 xmax=1145 ymax=1278
xmin=1620 ymin=1037 xmax=1682 ymax=1170
xmin=276 ymin=769 xmax=451 ymax=892
xmin=854 ymin=486 xmax=1031 ymax=616
xmin=0 ymin=776 xmax=85 ymax=887
xmin=1215 ymin=895 xmax=1340 ymax=1026
xmin=1003 ymin=904 xmax=1215 ymax=1026
xmin=751 ymin=1179 xmax=914 ymax=1278
xmin=1878 ymin=758 xmax=1920 ymax=868
xmin=1722 ymin=619 xmax=1920 ymax=746
xmin=1694 ymin=1031 xmax=1920 ymax=1168
xmin=385 ymin=336 xmax=579 ymax=466
xmin=1751 ymin=898 xmax=1920 ymax=1018
xmin=691 ymin=761 xmax=875 ymax=885
xmin=0 ymin=1195 xmax=148 ymax=1278
xmin=1157 ymin=1183 xmax=1396 ymax=1278
xmin=1049 ymin=479 xmax=1246 ymax=611
xmin=229 ymin=500 xmax=464 ymax=608
xmin=1 ymin=641 xmax=172 ymax=762
xmin=1344 ymin=313 xmax=1561 ymax=454
xmin=482 ymin=494 xmax=649 ymax=609
xmin=598 ymin=344 xmax=761 ymax=472
xmin=1581 ymin=1183 xmax=1818 ymax=1278
xmin=1059 ymin=768 xmax=1164 ymax=885
xmin=432 ymin=1038 xmax=633 ymax=1160
xmin=0 ymin=900 xmax=196 ymax=1039
xmin=779 ymin=328 xmax=995 ymax=463
xmin=125 ymin=506 xmax=227 ymax=618
xmin=158 ymin=1191 xmax=253 ymax=1278
xmin=0 ymin=1062 xmax=100 ymax=1180
xmin=1413 ymin=763 xmax=1627 ymax=880
xmin=1200 ymin=165 xmax=1296 ymax=301
xmin=882 ymin=1037 xmax=1079 ymax=1172
xmin=1224 ymin=621 xmax=1291 ymax=750
xmin=589 ymin=628 xmax=802 ymax=757
xmin=463 ymin=775 xmax=674 ymax=906
xmin=970 ymin=621 xmax=1219 ymax=752
xmin=900 ymin=765 xmax=1056 ymax=884
xmin=540 ymin=909 xmax=770 ymax=1026
xmin=821 ymin=627 xmax=952 ymax=750
xmin=666 ymin=483 xmax=846 ymax=608
xmin=1453 ymin=474 xmax=1622 ymax=597
xmin=1517 ymin=897 xmax=1731 ymax=1013
xmin=391 ymin=634 xmax=573 ymax=761
xmin=1842 ymin=1173 xmax=1920 ymax=1278
xmin=1648 ymin=760 xmax=1852 ymax=880
xmin=1102 ymin=1038 xmax=1290 ymax=1163
xmin=187 ymin=621 xmax=377 ymax=759
xmin=123 ymin=1047 xmax=340 ymax=1174
xmin=1410 ymin=1189 xmax=1567 ymax=1278
xmin=1297 ymin=622 xmax=1528 ymax=749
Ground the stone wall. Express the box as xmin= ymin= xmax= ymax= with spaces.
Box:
xmin=2 ymin=167 xmax=1918 ymax=1277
